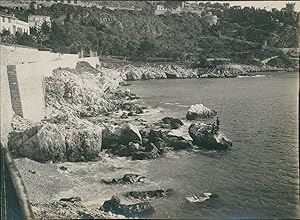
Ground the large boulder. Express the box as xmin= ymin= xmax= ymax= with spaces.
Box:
xmin=188 ymin=122 xmax=232 ymax=151
xmin=65 ymin=127 xmax=102 ymax=162
xmin=186 ymin=104 xmax=217 ymax=120
xmin=100 ymin=196 xmax=155 ymax=217
xmin=8 ymin=123 xmax=66 ymax=162
xmin=102 ymin=126 xmax=121 ymax=149
xmin=119 ymin=123 xmax=142 ymax=145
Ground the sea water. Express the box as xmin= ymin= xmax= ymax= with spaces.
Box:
xmin=56 ymin=72 xmax=299 ymax=219
xmin=128 ymin=72 xmax=299 ymax=219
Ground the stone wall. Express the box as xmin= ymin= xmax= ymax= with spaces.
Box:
xmin=0 ymin=65 xmax=14 ymax=144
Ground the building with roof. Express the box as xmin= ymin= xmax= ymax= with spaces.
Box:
xmin=0 ymin=12 xmax=30 ymax=34
xmin=28 ymin=14 xmax=51 ymax=28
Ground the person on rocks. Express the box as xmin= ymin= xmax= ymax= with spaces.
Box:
xmin=211 ymin=122 xmax=216 ymax=134
xmin=216 ymin=117 xmax=220 ymax=132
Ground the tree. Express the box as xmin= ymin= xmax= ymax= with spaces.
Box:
xmin=138 ymin=36 xmax=157 ymax=58
xmin=0 ymin=30 xmax=15 ymax=44
xmin=286 ymin=3 xmax=295 ymax=13
xmin=15 ymin=32 xmax=38 ymax=47
xmin=126 ymin=40 xmax=139 ymax=57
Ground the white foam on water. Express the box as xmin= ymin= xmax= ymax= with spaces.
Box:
xmin=168 ymin=120 xmax=193 ymax=140
xmin=252 ymin=74 xmax=266 ymax=78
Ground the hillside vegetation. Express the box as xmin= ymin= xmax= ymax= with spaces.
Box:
xmin=0 ymin=2 xmax=298 ymax=68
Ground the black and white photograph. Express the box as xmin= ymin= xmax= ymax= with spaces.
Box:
xmin=0 ymin=0 xmax=299 ymax=219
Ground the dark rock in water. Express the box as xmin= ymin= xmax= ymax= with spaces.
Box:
xmin=122 ymin=174 xmax=146 ymax=184
xmin=111 ymin=142 xmax=140 ymax=157
xmin=60 ymin=197 xmax=82 ymax=203
xmin=102 ymin=174 xmax=146 ymax=184
xmin=150 ymin=130 xmax=167 ymax=145
xmin=59 ymin=166 xmax=68 ymax=171
xmin=132 ymin=145 xmax=159 ymax=160
xmin=124 ymin=189 xmax=174 ymax=200
xmin=188 ymin=122 xmax=232 ymax=151
xmin=28 ymin=170 xmax=36 ymax=174
xmin=121 ymin=112 xmax=128 ymax=119
xmin=135 ymin=107 xmax=144 ymax=114
xmin=160 ymin=117 xmax=184 ymax=129
xmin=121 ymin=102 xmax=143 ymax=113
xmin=119 ymin=81 xmax=131 ymax=86
xmin=99 ymin=196 xmax=155 ymax=217
xmin=119 ymin=123 xmax=142 ymax=145
xmin=170 ymin=140 xmax=193 ymax=150
xmin=128 ymin=111 xmax=134 ymax=116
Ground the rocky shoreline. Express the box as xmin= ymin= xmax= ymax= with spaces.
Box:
xmin=99 ymin=62 xmax=297 ymax=81
xmin=7 ymin=61 xmax=290 ymax=218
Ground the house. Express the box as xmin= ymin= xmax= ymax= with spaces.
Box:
xmin=154 ymin=1 xmax=204 ymax=16
xmin=202 ymin=12 xmax=218 ymax=26
xmin=0 ymin=12 xmax=30 ymax=34
xmin=28 ymin=14 xmax=51 ymax=28
xmin=154 ymin=2 xmax=184 ymax=15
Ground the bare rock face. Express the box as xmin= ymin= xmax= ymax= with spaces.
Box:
xmin=188 ymin=122 xmax=232 ymax=151
xmin=65 ymin=127 xmax=102 ymax=162
xmin=186 ymin=104 xmax=217 ymax=120
xmin=119 ymin=123 xmax=142 ymax=145
xmin=9 ymin=123 xmax=66 ymax=162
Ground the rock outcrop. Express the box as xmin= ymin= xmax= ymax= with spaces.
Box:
xmin=65 ymin=127 xmax=102 ymax=162
xmin=100 ymin=196 xmax=155 ymax=217
xmin=8 ymin=115 xmax=102 ymax=163
xmin=8 ymin=122 xmax=66 ymax=163
xmin=186 ymin=104 xmax=217 ymax=120
xmin=188 ymin=122 xmax=232 ymax=151
xmin=32 ymin=197 xmax=122 ymax=219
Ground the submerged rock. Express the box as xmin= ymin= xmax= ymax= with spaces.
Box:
xmin=119 ymin=81 xmax=131 ymax=86
xmin=186 ymin=104 xmax=217 ymax=120
xmin=60 ymin=197 xmax=82 ymax=203
xmin=124 ymin=189 xmax=174 ymax=200
xmin=99 ymin=195 xmax=155 ymax=217
xmin=188 ymin=122 xmax=232 ymax=151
